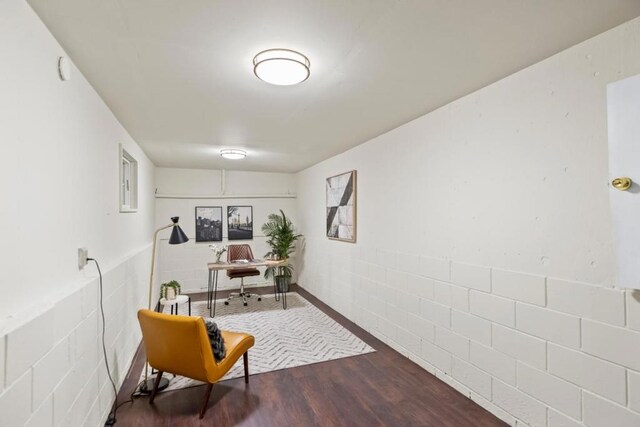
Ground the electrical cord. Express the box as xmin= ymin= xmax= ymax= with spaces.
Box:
xmin=112 ymin=381 xmax=145 ymax=411
xmin=88 ymin=258 xmax=119 ymax=426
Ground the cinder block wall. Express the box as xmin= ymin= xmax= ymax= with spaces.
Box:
xmin=296 ymin=16 xmax=640 ymax=427
xmin=0 ymin=247 xmax=151 ymax=426
xmin=0 ymin=1 xmax=155 ymax=426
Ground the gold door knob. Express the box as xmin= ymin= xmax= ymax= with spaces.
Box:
xmin=612 ymin=177 xmax=632 ymax=191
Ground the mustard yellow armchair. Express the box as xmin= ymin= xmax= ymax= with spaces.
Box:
xmin=137 ymin=309 xmax=255 ymax=418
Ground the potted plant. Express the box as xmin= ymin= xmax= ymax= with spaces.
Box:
xmin=160 ymin=280 xmax=181 ymax=300
xmin=262 ymin=210 xmax=301 ymax=293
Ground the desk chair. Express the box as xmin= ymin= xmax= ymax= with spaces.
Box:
xmin=225 ymin=244 xmax=261 ymax=307
xmin=138 ymin=309 xmax=255 ymax=419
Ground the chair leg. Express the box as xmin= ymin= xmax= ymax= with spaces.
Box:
xmin=200 ymin=383 xmax=214 ymax=419
xmin=243 ymin=352 xmax=249 ymax=384
xmin=149 ymin=371 xmax=164 ymax=405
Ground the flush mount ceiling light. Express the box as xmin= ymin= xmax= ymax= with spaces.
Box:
xmin=253 ymin=48 xmax=310 ymax=86
xmin=220 ymin=149 xmax=246 ymax=160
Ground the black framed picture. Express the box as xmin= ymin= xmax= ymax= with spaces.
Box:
xmin=195 ymin=206 xmax=223 ymax=242
xmin=227 ymin=206 xmax=253 ymax=240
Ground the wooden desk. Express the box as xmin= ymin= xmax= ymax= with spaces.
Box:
xmin=207 ymin=259 xmax=286 ymax=317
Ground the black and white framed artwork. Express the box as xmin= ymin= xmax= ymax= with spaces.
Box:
xmin=326 ymin=170 xmax=356 ymax=242
xmin=195 ymin=206 xmax=223 ymax=242
xmin=227 ymin=206 xmax=253 ymax=240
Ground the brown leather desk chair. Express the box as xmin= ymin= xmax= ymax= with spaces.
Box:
xmin=225 ymin=244 xmax=261 ymax=306
xmin=137 ymin=309 xmax=255 ymax=418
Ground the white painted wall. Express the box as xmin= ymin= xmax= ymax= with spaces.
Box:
xmin=297 ymin=17 xmax=640 ymax=427
xmin=0 ymin=1 xmax=154 ymax=426
xmin=155 ymin=168 xmax=298 ymax=292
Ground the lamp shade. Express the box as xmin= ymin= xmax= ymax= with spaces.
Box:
xmin=168 ymin=217 xmax=189 ymax=244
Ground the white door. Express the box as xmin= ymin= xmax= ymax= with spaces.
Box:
xmin=607 ymin=73 xmax=640 ymax=289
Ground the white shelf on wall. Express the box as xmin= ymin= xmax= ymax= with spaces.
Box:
xmin=155 ymin=193 xmax=297 ymax=200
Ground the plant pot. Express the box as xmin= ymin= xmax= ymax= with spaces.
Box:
xmin=275 ymin=275 xmax=290 ymax=293
xmin=166 ymin=288 xmax=176 ymax=300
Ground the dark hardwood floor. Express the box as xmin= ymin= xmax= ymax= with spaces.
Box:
xmin=113 ymin=286 xmax=506 ymax=426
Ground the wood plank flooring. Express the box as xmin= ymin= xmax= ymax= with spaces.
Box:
xmin=113 ymin=286 xmax=506 ymax=426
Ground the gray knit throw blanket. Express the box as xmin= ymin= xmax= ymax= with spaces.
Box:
xmin=204 ymin=319 xmax=226 ymax=362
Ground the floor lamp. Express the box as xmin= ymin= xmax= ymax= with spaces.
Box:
xmin=140 ymin=216 xmax=189 ymax=393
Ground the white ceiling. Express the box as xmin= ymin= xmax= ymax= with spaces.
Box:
xmin=27 ymin=0 xmax=640 ymax=172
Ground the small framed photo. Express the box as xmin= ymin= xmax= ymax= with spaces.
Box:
xmin=119 ymin=144 xmax=138 ymax=213
xmin=326 ymin=170 xmax=357 ymax=242
xmin=227 ymin=206 xmax=253 ymax=240
xmin=195 ymin=206 xmax=223 ymax=242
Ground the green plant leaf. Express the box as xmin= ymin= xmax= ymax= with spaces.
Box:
xmin=261 ymin=210 xmax=302 ymax=279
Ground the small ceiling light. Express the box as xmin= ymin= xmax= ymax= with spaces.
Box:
xmin=220 ymin=149 xmax=246 ymax=160
xmin=253 ymin=48 xmax=310 ymax=86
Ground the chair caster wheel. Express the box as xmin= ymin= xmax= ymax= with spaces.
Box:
xmin=224 ymin=301 xmax=229 ymax=305
xmin=258 ymin=297 xmax=262 ymax=301
xmin=243 ymin=302 xmax=248 ymax=306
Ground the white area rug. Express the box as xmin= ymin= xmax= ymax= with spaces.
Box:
xmin=141 ymin=293 xmax=374 ymax=393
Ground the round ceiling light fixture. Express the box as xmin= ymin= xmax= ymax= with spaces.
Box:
xmin=220 ymin=149 xmax=247 ymax=160
xmin=253 ymin=48 xmax=310 ymax=86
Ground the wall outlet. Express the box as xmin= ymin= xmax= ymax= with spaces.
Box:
xmin=78 ymin=247 xmax=89 ymax=270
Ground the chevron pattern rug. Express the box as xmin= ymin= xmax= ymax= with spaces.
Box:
xmin=141 ymin=292 xmax=374 ymax=393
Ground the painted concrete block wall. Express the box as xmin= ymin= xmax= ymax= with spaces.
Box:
xmin=0 ymin=0 xmax=155 ymax=325
xmin=296 ymin=17 xmax=640 ymax=427
xmin=155 ymin=167 xmax=298 ymax=292
xmin=0 ymin=1 xmax=155 ymax=425
xmin=0 ymin=248 xmax=151 ymax=427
